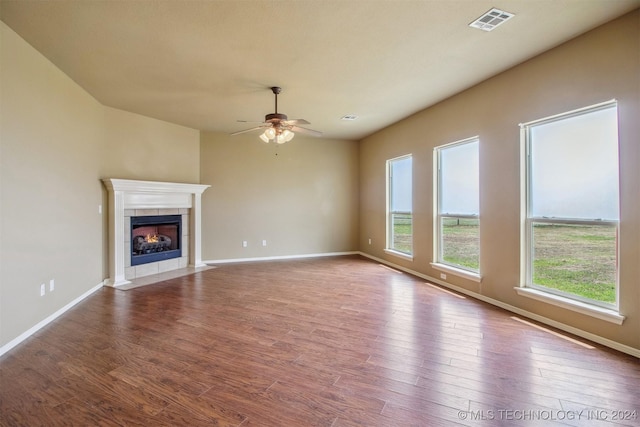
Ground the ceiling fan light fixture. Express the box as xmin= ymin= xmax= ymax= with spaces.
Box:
xmin=282 ymin=129 xmax=294 ymax=142
xmin=231 ymin=87 xmax=321 ymax=142
xmin=264 ymin=127 xmax=276 ymax=139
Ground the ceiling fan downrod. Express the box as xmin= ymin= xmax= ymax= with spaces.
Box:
xmin=266 ymin=87 xmax=287 ymax=122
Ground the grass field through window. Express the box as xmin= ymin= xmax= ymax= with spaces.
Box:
xmin=434 ymin=220 xmax=617 ymax=304
xmin=393 ymin=219 xmax=616 ymax=304
xmin=391 ymin=213 xmax=412 ymax=254
xmin=441 ymin=218 xmax=480 ymax=271
xmin=532 ymin=223 xmax=617 ymax=303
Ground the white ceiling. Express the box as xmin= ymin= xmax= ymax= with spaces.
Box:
xmin=1 ymin=0 xmax=638 ymax=140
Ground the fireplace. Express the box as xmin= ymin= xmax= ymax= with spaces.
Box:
xmin=131 ymin=215 xmax=181 ymax=266
xmin=102 ymin=179 xmax=210 ymax=287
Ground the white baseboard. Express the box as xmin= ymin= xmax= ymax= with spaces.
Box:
xmin=0 ymin=282 xmax=104 ymax=357
xmin=204 ymin=251 xmax=359 ymax=265
xmin=357 ymin=251 xmax=640 ymax=359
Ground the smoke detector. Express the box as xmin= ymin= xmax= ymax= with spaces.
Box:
xmin=469 ymin=8 xmax=514 ymax=32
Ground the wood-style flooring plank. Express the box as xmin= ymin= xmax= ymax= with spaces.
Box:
xmin=1 ymin=255 xmax=638 ymax=426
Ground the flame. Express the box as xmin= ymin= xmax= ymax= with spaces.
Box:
xmin=145 ymin=234 xmax=159 ymax=243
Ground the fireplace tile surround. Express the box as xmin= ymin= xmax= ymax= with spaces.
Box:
xmin=102 ymin=179 xmax=210 ymax=288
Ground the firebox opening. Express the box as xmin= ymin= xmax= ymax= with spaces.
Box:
xmin=131 ymin=215 xmax=182 ymax=266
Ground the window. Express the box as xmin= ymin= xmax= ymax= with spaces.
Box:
xmin=386 ymin=155 xmax=412 ymax=257
xmin=434 ymin=137 xmax=480 ymax=274
xmin=522 ymin=100 xmax=619 ymax=309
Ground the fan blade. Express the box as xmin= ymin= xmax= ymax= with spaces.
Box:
xmin=230 ymin=125 xmax=269 ymax=136
xmin=283 ymin=119 xmax=310 ymax=125
xmin=291 ymin=125 xmax=322 ymax=137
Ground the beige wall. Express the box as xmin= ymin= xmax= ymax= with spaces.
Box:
xmin=100 ymin=107 xmax=200 ymax=183
xmin=200 ymin=132 xmax=359 ymax=261
xmin=0 ymin=22 xmax=201 ymax=348
xmin=1 ymin=21 xmax=104 ymax=346
xmin=359 ymin=10 xmax=640 ymax=352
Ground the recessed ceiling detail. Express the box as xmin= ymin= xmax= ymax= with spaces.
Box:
xmin=469 ymin=8 xmax=515 ymax=32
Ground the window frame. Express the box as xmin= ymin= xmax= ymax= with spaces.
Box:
xmin=385 ymin=154 xmax=413 ymax=259
xmin=433 ymin=136 xmax=481 ymax=278
xmin=521 ymin=100 xmax=620 ymax=311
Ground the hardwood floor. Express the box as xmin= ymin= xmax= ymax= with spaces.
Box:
xmin=1 ymin=255 xmax=638 ymax=426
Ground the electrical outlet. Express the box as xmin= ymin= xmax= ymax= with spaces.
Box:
xmin=440 ymin=273 xmax=447 ymax=280
xmin=242 ymin=241 xmax=248 ymax=248
xmin=262 ymin=240 xmax=267 ymax=246
xmin=49 ymin=279 xmax=55 ymax=292
xmin=40 ymin=283 xmax=46 ymax=296
xmin=368 ymin=238 xmax=372 ymax=245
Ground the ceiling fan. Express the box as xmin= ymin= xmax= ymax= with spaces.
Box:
xmin=231 ymin=87 xmax=322 ymax=144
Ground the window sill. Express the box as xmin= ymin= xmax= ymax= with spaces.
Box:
xmin=384 ymin=249 xmax=413 ymax=261
xmin=514 ymin=287 xmax=625 ymax=325
xmin=431 ymin=263 xmax=482 ymax=283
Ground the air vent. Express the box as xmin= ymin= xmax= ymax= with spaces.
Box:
xmin=469 ymin=8 xmax=514 ymax=32
xmin=341 ymin=115 xmax=358 ymax=121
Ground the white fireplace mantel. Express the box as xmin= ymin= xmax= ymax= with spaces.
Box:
xmin=102 ymin=179 xmax=210 ymax=287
